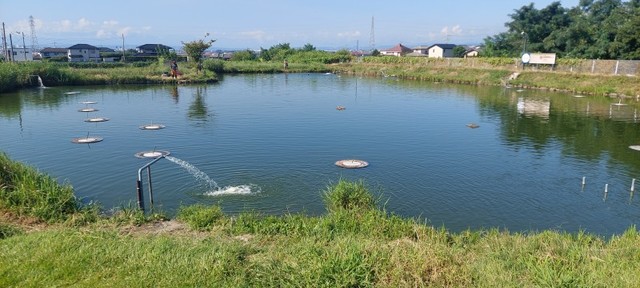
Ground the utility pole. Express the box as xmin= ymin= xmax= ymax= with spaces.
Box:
xmin=20 ymin=32 xmax=27 ymax=61
xmin=1 ymin=22 xmax=7 ymax=61
xmin=8 ymin=33 xmax=14 ymax=62
xmin=121 ymin=34 xmax=125 ymax=62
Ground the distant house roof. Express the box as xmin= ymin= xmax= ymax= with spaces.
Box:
xmin=98 ymin=47 xmax=115 ymax=53
xmin=383 ymin=43 xmax=412 ymax=53
xmin=412 ymin=45 xmax=431 ymax=50
xmin=40 ymin=47 xmax=68 ymax=53
xmin=137 ymin=44 xmax=173 ymax=51
xmin=428 ymin=44 xmax=457 ymax=50
xmin=68 ymin=44 xmax=98 ymax=50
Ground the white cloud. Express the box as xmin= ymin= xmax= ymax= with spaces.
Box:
xmin=337 ymin=31 xmax=361 ymax=38
xmin=240 ymin=30 xmax=271 ymax=42
xmin=441 ymin=25 xmax=463 ymax=36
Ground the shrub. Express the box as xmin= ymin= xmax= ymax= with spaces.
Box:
xmin=0 ymin=223 xmax=23 ymax=239
xmin=323 ymin=179 xmax=376 ymax=213
xmin=177 ymin=204 xmax=224 ymax=231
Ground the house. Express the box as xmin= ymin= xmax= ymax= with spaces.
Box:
xmin=380 ymin=43 xmax=412 ymax=57
xmin=8 ymin=47 xmax=33 ymax=61
xmin=136 ymin=44 xmax=173 ymax=55
xmin=406 ymin=45 xmax=430 ymax=57
xmin=464 ymin=47 xmax=481 ymax=58
xmin=427 ymin=44 xmax=456 ymax=58
xmin=40 ymin=47 xmax=68 ymax=59
xmin=68 ymin=44 xmax=100 ymax=62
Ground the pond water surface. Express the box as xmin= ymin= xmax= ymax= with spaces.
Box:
xmin=2 ymin=73 xmax=640 ymax=236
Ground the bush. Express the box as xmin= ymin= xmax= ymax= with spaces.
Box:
xmin=177 ymin=204 xmax=224 ymax=231
xmin=203 ymin=59 xmax=225 ymax=73
xmin=323 ymin=179 xmax=376 ymax=213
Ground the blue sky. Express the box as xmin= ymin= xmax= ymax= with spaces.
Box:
xmin=1 ymin=0 xmax=579 ymax=50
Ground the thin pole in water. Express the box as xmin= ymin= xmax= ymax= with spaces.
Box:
xmin=631 ymin=178 xmax=636 ymax=193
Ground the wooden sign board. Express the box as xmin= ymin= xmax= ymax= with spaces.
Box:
xmin=529 ymin=53 xmax=556 ymax=65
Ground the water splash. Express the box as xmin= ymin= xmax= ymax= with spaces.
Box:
xmin=165 ymin=156 xmax=219 ymax=189
xmin=204 ymin=184 xmax=261 ymax=197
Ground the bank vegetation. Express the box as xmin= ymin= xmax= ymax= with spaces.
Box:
xmin=1 ymin=153 xmax=639 ymax=287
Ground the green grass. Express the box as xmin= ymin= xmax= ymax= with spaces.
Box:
xmin=2 ymin=166 xmax=639 ymax=286
xmin=0 ymin=152 xmax=93 ymax=223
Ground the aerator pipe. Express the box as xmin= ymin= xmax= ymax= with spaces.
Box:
xmin=136 ymin=155 xmax=166 ymax=211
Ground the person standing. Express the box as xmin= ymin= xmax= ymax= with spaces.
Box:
xmin=283 ymin=59 xmax=288 ymax=70
xmin=170 ymin=60 xmax=178 ymax=78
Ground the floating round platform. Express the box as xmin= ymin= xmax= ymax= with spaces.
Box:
xmin=78 ymin=108 xmax=98 ymax=112
xmin=135 ymin=150 xmax=170 ymax=158
xmin=65 ymin=91 xmax=81 ymax=95
xmin=629 ymin=145 xmax=640 ymax=151
xmin=84 ymin=117 xmax=110 ymax=123
xmin=71 ymin=136 xmax=103 ymax=144
xmin=80 ymin=101 xmax=97 ymax=104
xmin=139 ymin=124 xmax=166 ymax=130
xmin=335 ymin=159 xmax=369 ymax=169
xmin=573 ymin=95 xmax=586 ymax=98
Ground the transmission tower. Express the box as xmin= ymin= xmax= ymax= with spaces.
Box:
xmin=29 ymin=15 xmax=38 ymax=51
xmin=369 ymin=16 xmax=375 ymax=52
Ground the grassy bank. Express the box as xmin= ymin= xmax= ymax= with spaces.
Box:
xmin=3 ymin=59 xmax=639 ymax=97
xmin=330 ymin=59 xmax=640 ymax=97
xmin=1 ymin=153 xmax=640 ymax=287
xmin=0 ymin=61 xmax=218 ymax=93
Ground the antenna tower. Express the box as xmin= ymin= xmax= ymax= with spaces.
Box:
xmin=29 ymin=15 xmax=38 ymax=51
xmin=369 ymin=16 xmax=375 ymax=52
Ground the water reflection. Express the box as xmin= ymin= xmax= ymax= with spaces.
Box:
xmin=170 ymin=86 xmax=179 ymax=103
xmin=188 ymin=86 xmax=211 ymax=123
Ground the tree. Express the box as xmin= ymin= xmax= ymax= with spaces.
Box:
xmin=301 ymin=43 xmax=316 ymax=52
xmin=182 ymin=33 xmax=216 ymax=73
xmin=231 ymin=49 xmax=257 ymax=61
xmin=453 ymin=46 xmax=467 ymax=58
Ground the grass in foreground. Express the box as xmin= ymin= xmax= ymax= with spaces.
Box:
xmin=1 ymin=166 xmax=640 ymax=287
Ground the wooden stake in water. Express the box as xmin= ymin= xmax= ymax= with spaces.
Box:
xmin=581 ymin=176 xmax=586 ymax=190
xmin=605 ymin=183 xmax=608 ymax=193
xmin=631 ymin=178 xmax=636 ymax=192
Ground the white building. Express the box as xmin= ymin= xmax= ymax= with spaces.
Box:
xmin=68 ymin=44 xmax=101 ymax=62
xmin=8 ymin=47 xmax=33 ymax=61
xmin=427 ymin=44 xmax=456 ymax=58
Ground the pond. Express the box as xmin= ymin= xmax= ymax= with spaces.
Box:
xmin=2 ymin=73 xmax=640 ymax=236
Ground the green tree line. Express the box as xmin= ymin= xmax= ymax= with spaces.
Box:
xmin=483 ymin=0 xmax=640 ymax=59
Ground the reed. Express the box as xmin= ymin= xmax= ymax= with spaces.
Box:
xmin=0 ymin=153 xmax=96 ymax=223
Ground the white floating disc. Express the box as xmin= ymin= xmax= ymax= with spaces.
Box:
xmin=84 ymin=117 xmax=109 ymax=123
xmin=335 ymin=159 xmax=369 ymax=169
xmin=629 ymin=145 xmax=640 ymax=151
xmin=139 ymin=124 xmax=166 ymax=130
xmin=135 ymin=150 xmax=171 ymax=158
xmin=78 ymin=108 xmax=98 ymax=112
xmin=71 ymin=137 xmax=103 ymax=144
